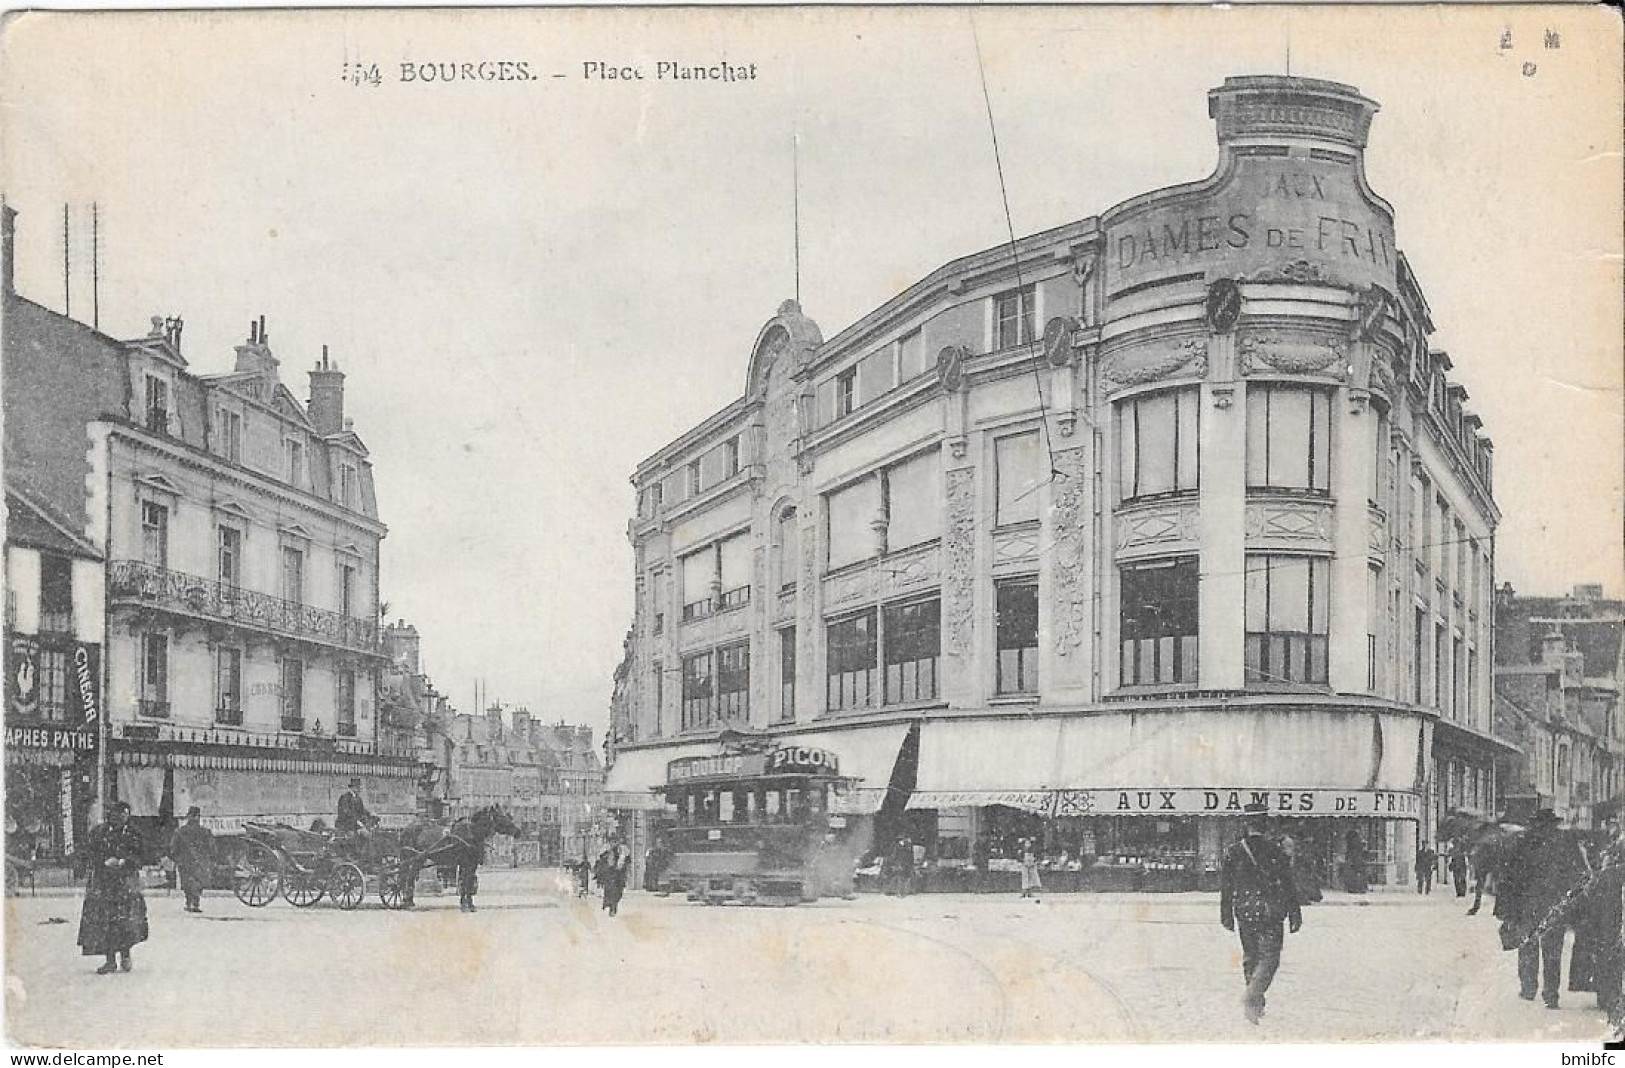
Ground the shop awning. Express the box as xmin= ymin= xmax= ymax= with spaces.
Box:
xmin=776 ymin=721 xmax=912 ymax=815
xmin=602 ymin=741 xmax=717 ymax=806
xmin=908 ymin=709 xmax=1427 ymax=820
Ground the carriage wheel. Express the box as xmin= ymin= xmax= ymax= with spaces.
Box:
xmin=283 ymin=866 xmax=326 ymax=907
xmin=378 ymin=857 xmax=407 ymax=910
xmin=329 ymin=862 xmax=366 ymax=910
xmin=232 ymin=840 xmax=283 ymax=907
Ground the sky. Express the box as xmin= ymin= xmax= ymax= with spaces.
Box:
xmin=3 ymin=6 xmax=1621 ymax=739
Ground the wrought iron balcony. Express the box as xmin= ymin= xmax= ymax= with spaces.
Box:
xmin=109 ymin=560 xmax=383 ymax=655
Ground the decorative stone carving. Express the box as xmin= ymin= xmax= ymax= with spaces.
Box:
xmin=1239 ymin=332 xmax=1348 ymax=378
xmin=881 ymin=543 xmax=940 ymax=595
xmin=993 ymin=527 xmax=1040 ymax=567
xmin=1245 ymin=259 xmax=1328 ymax=284
xmin=937 ymin=345 xmax=969 ymax=393
xmin=776 ymin=589 xmax=796 ymax=622
xmin=824 ymin=565 xmax=879 ymax=608
xmin=1245 ymin=501 xmax=1334 ymax=545
xmin=1050 ymin=447 xmax=1090 ymax=658
xmin=1368 ymin=507 xmax=1387 ymax=557
xmin=1099 ymin=337 xmax=1208 ymax=389
xmin=1115 ymin=504 xmax=1200 ymax=554
xmin=942 ymin=469 xmax=977 ymax=660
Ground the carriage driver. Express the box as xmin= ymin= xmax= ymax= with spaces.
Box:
xmin=336 ymin=778 xmax=376 ymax=838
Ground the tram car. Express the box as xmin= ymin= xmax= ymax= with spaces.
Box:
xmin=657 ymin=745 xmax=859 ymax=907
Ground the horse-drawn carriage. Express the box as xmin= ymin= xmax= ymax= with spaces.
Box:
xmin=229 ymin=806 xmax=520 ymax=911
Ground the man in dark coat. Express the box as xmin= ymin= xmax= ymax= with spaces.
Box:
xmin=596 ymin=838 xmax=632 ymax=917
xmin=1496 ymin=809 xmax=1587 ymax=1008
xmin=168 ymin=805 xmax=215 ymax=913
xmin=336 ymin=778 xmax=374 ymax=836
xmin=1447 ymin=841 xmax=1471 ymax=898
xmin=1415 ymin=843 xmax=1437 ymax=894
xmin=77 ymin=801 xmax=149 ymax=974
xmin=1220 ymin=803 xmax=1303 ymax=1024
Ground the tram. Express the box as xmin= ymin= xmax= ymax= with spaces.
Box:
xmin=657 ymin=744 xmax=859 ymax=906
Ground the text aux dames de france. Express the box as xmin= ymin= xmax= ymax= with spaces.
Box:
xmin=1113 ymin=169 xmax=1394 ymax=274
xmin=1099 ymin=788 xmax=1421 ymax=816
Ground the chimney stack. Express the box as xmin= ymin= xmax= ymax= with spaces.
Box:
xmin=234 ymin=314 xmax=280 ymax=378
xmin=308 ymin=344 xmax=346 ymax=436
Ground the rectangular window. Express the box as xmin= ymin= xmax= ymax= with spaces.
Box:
xmin=141 ymin=502 xmax=169 ymax=568
xmin=681 ymin=652 xmax=714 ymax=730
xmin=340 ymin=465 xmax=357 ymax=508
xmin=1246 ymin=385 xmax=1331 ymax=493
xmin=144 ymin=376 xmax=169 ymax=434
xmin=1412 ymin=476 xmax=1429 ymax=569
xmin=777 ymin=511 xmax=798 ymax=592
xmin=1367 ymin=566 xmax=1382 ymax=692
xmin=884 ymin=451 xmax=941 ymax=552
xmin=1452 ymin=636 xmax=1464 ymax=721
xmin=338 ymin=563 xmax=357 ymax=617
xmin=660 ymin=469 xmax=690 ymax=508
xmin=337 ymin=670 xmax=357 ymax=736
xmin=718 ymin=535 xmax=751 ymax=610
xmin=1454 ymin=519 xmax=1467 ymax=594
xmin=217 ymin=526 xmax=242 ymax=586
xmin=282 ymin=546 xmax=305 ymax=604
xmin=1370 ymin=411 xmax=1388 ymax=504
xmin=996 ymin=581 xmax=1039 ymax=694
xmin=285 ymin=439 xmax=305 ymax=485
xmin=1434 ymin=624 xmax=1445 ymax=709
xmin=38 ymin=648 xmax=68 ymax=722
xmin=280 ymin=657 xmax=304 ymax=730
xmin=995 ymin=286 xmax=1036 ymax=349
xmin=681 ymin=547 xmax=717 ymax=621
xmin=826 ymin=609 xmax=877 ymax=712
xmin=38 ymin=555 xmax=72 ymax=634
xmin=836 ymin=369 xmax=857 ymax=420
xmin=898 ymin=330 xmax=925 ymax=382
xmin=827 ymin=477 xmax=881 ymax=570
xmin=1468 ymin=648 xmax=1479 ymax=725
xmin=1119 ymin=388 xmax=1200 ymax=500
xmin=996 ymin=432 xmax=1043 ymax=526
xmin=716 ymin=642 xmax=750 ymax=721
xmin=778 ymin=627 xmax=796 ymax=722
xmin=219 ymin=408 xmax=243 ymax=463
xmin=815 ymin=378 xmax=839 ymax=428
xmin=1244 ymin=555 xmax=1330 ymax=685
xmin=141 ymin=632 xmax=169 ymax=716
xmin=215 ymin=647 xmax=243 ymax=724
xmin=697 ymin=437 xmax=739 ymax=491
xmin=883 ymin=599 xmax=940 ymax=704
xmin=1413 ymin=607 xmax=1426 ymax=704
xmin=856 ymin=349 xmax=895 ymax=408
xmin=650 ymin=660 xmax=663 ymax=733
xmin=1119 ymin=558 xmax=1199 ymax=686
xmin=1433 ymin=495 xmax=1447 ymax=582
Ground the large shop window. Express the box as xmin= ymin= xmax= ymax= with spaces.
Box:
xmin=885 ymin=451 xmax=942 ymax=552
xmin=884 ymin=599 xmax=940 ymax=704
xmin=682 ymin=652 xmax=713 ymax=729
xmin=140 ymin=632 xmax=169 ymax=717
xmin=1119 ymin=558 xmax=1198 ymax=685
xmin=995 ymin=285 xmax=1036 ymax=349
xmin=1118 ymin=388 xmax=1199 ymax=500
xmin=717 ymin=642 xmax=750 ymax=720
xmin=215 ymin=646 xmax=243 ymax=724
xmin=680 ymin=644 xmax=749 ymax=730
xmin=1245 ymin=555 xmax=1330 ymax=685
xmin=996 ymin=580 xmax=1039 ymax=694
xmin=826 ymin=609 xmax=878 ymax=712
xmin=996 ymin=432 xmax=1043 ymax=526
xmin=1246 ymin=385 xmax=1331 ymax=493
xmin=827 ymin=477 xmax=882 ymax=571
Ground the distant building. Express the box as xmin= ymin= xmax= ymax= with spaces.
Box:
xmin=1494 ymin=583 xmax=1625 ymax=827
xmin=380 ymin=619 xmax=457 ymax=817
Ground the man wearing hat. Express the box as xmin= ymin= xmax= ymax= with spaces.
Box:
xmin=1495 ymin=808 xmax=1587 ymax=1007
xmin=336 ymin=778 xmax=375 ymax=837
xmin=1220 ymin=801 xmax=1303 ymax=1024
xmin=168 ymin=805 xmax=215 ymax=913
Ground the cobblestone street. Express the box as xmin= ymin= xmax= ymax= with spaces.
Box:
xmin=5 ymin=872 xmax=1616 ymax=1046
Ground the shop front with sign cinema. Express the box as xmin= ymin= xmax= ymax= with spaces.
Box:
xmin=905 ymin=706 xmax=1427 ymax=891
xmin=4 ymin=634 xmax=102 ymax=867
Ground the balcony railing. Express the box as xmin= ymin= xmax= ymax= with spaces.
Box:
xmin=216 ymin=705 xmax=244 ymax=727
xmin=110 ymin=560 xmax=383 ymax=655
xmin=139 ymin=698 xmax=171 ymax=718
xmin=282 ymin=715 xmax=305 ymax=733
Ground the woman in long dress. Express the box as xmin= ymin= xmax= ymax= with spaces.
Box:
xmin=77 ymin=801 xmax=149 ymax=974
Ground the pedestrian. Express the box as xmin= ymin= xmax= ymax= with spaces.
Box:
xmin=597 ymin=838 xmax=632 ymax=917
xmin=1220 ymin=802 xmax=1303 ymax=1025
xmin=886 ymin=837 xmax=914 ymax=897
xmin=1495 ymin=809 xmax=1587 ymax=1008
xmin=77 ymin=801 xmax=149 ymax=974
xmin=168 ymin=806 xmax=215 ymax=913
xmin=1448 ymin=841 xmax=1470 ymax=898
xmin=1416 ymin=843 xmax=1437 ymax=894
xmin=1019 ymin=838 xmax=1042 ymax=900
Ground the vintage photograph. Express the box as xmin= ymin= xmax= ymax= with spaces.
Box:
xmin=1 ymin=3 xmax=1621 ymax=1051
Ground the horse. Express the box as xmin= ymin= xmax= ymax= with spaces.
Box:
xmin=390 ymin=806 xmax=521 ymax=912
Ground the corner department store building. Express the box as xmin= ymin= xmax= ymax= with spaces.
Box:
xmin=605 ymin=76 xmax=1509 ymax=890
